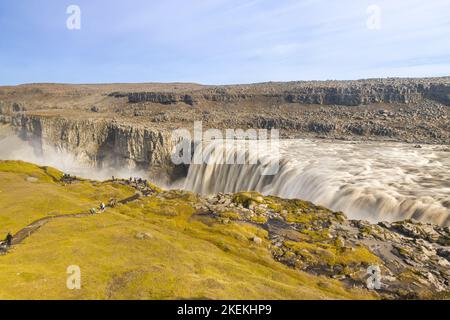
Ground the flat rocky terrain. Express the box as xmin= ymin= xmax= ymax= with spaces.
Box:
xmin=1 ymin=77 xmax=449 ymax=142
xmin=0 ymin=78 xmax=449 ymax=180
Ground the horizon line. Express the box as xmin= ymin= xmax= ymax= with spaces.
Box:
xmin=2 ymin=75 xmax=450 ymax=88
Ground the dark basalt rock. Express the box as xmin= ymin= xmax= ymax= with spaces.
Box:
xmin=119 ymin=78 xmax=450 ymax=107
xmin=195 ymin=191 xmax=450 ymax=300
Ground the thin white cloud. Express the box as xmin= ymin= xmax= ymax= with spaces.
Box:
xmin=0 ymin=0 xmax=449 ymax=84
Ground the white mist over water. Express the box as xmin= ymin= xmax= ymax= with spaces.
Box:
xmin=1 ymin=124 xmax=449 ymax=226
xmin=183 ymin=139 xmax=450 ymax=226
xmin=0 ymin=128 xmax=148 ymax=181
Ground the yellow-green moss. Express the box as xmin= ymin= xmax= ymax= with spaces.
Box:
xmin=300 ymin=229 xmax=330 ymax=242
xmin=0 ymin=160 xmax=377 ymax=300
xmin=286 ymin=212 xmax=315 ymax=224
xmin=218 ymin=211 xmax=241 ymax=220
xmin=140 ymin=194 xmax=196 ymax=218
xmin=233 ymin=192 xmax=265 ymax=207
xmin=284 ymin=241 xmax=380 ymax=267
xmin=0 ymin=160 xmax=63 ymax=183
xmin=0 ymin=161 xmax=136 ymax=234
xmin=250 ymin=216 xmax=268 ymax=224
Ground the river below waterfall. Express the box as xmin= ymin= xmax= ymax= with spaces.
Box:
xmin=181 ymin=139 xmax=450 ymax=226
xmin=1 ymin=127 xmax=449 ymax=226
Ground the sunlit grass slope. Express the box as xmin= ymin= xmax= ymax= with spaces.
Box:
xmin=0 ymin=160 xmax=375 ymax=300
xmin=0 ymin=160 xmax=136 ymax=234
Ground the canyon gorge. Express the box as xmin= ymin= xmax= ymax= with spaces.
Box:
xmin=0 ymin=77 xmax=449 ymax=226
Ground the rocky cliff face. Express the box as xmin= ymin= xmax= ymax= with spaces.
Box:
xmin=426 ymin=83 xmax=450 ymax=105
xmin=0 ymin=77 xmax=449 ymax=183
xmin=124 ymin=92 xmax=196 ymax=105
xmin=116 ymin=78 xmax=450 ymax=107
xmin=0 ymin=114 xmax=176 ymax=179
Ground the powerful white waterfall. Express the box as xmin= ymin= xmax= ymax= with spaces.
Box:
xmin=183 ymin=139 xmax=450 ymax=226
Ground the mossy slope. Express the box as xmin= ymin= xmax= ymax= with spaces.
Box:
xmin=0 ymin=161 xmax=375 ymax=300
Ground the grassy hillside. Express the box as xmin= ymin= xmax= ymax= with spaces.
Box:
xmin=0 ymin=160 xmax=135 ymax=234
xmin=0 ymin=160 xmax=375 ymax=300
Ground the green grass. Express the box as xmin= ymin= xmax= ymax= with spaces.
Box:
xmin=0 ymin=160 xmax=136 ymax=235
xmin=0 ymin=160 xmax=376 ymax=300
xmin=284 ymin=241 xmax=380 ymax=267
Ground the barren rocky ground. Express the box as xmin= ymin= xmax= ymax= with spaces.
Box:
xmin=1 ymin=77 xmax=449 ymax=142
xmin=0 ymin=77 xmax=449 ymax=180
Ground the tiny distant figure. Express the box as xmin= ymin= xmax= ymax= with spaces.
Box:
xmin=5 ymin=233 xmax=13 ymax=246
xmin=90 ymin=208 xmax=97 ymax=215
xmin=112 ymin=176 xmax=115 ymax=181
xmin=109 ymin=198 xmax=117 ymax=208
xmin=99 ymin=203 xmax=106 ymax=211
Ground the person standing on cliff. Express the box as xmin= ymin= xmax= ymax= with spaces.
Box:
xmin=5 ymin=233 xmax=13 ymax=246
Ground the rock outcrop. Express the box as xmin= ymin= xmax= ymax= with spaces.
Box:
xmin=116 ymin=78 xmax=450 ymax=107
xmin=125 ymin=92 xmax=196 ymax=106
xmin=0 ymin=77 xmax=449 ymax=182
xmin=195 ymin=191 xmax=450 ymax=299
xmin=1 ymin=114 xmax=176 ymax=178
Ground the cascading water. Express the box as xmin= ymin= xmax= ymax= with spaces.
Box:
xmin=183 ymin=139 xmax=450 ymax=226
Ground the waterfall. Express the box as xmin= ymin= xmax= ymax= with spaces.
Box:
xmin=183 ymin=139 xmax=450 ymax=226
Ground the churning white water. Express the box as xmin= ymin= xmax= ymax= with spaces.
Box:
xmin=183 ymin=139 xmax=450 ymax=226
xmin=1 ymin=124 xmax=449 ymax=226
xmin=0 ymin=126 xmax=148 ymax=181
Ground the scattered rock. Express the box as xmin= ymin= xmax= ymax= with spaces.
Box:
xmin=194 ymin=191 xmax=450 ymax=299
xmin=135 ymin=232 xmax=154 ymax=240
xmin=252 ymin=236 xmax=262 ymax=245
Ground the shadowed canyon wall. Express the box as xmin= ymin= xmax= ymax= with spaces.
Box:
xmin=116 ymin=79 xmax=450 ymax=107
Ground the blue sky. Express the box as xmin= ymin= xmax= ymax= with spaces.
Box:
xmin=1 ymin=0 xmax=450 ymax=85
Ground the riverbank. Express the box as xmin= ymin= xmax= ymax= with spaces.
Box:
xmin=0 ymin=160 xmax=448 ymax=299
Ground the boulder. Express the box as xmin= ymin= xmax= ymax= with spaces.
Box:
xmin=135 ymin=232 xmax=154 ymax=240
xmin=252 ymin=236 xmax=262 ymax=245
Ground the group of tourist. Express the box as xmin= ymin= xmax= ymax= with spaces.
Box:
xmin=0 ymin=232 xmax=13 ymax=250
xmin=126 ymin=177 xmax=148 ymax=186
